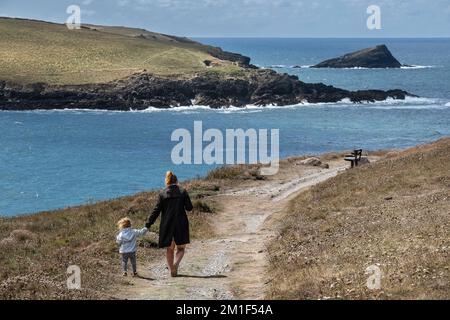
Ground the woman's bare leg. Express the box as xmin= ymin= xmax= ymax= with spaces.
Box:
xmin=174 ymin=245 xmax=186 ymax=270
xmin=166 ymin=241 xmax=176 ymax=275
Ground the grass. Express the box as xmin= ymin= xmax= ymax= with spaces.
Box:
xmin=192 ymin=200 xmax=215 ymax=214
xmin=267 ymin=138 xmax=450 ymax=300
xmin=204 ymin=66 xmax=249 ymax=79
xmin=0 ymin=17 xmax=244 ymax=85
xmin=206 ymin=164 xmax=263 ymax=180
xmin=0 ymin=180 xmax=217 ymax=299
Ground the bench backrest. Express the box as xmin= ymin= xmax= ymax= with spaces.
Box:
xmin=353 ymin=149 xmax=363 ymax=160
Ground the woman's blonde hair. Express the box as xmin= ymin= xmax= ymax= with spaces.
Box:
xmin=117 ymin=217 xmax=132 ymax=230
xmin=165 ymin=171 xmax=178 ymax=186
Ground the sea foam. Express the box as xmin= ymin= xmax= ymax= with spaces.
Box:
xmin=400 ymin=65 xmax=434 ymax=69
xmin=2 ymin=96 xmax=443 ymax=115
xmin=266 ymin=65 xmax=434 ymax=70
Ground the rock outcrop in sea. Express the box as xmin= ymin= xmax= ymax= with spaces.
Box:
xmin=0 ymin=69 xmax=410 ymax=110
xmin=312 ymin=45 xmax=403 ymax=69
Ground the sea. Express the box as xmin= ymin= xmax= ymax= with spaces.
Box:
xmin=1 ymin=38 xmax=449 ymax=216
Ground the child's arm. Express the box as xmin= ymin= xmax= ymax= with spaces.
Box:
xmin=116 ymin=233 xmax=123 ymax=245
xmin=134 ymin=227 xmax=148 ymax=238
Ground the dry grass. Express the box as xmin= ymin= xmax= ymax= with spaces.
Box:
xmin=206 ymin=164 xmax=265 ymax=181
xmin=0 ymin=181 xmax=217 ymax=299
xmin=0 ymin=18 xmax=243 ymax=85
xmin=267 ymin=138 xmax=450 ymax=300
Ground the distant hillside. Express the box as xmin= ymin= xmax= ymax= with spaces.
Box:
xmin=0 ymin=17 xmax=249 ymax=85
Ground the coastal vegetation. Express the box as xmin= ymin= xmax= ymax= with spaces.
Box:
xmin=267 ymin=138 xmax=450 ymax=299
xmin=0 ymin=17 xmax=245 ymax=85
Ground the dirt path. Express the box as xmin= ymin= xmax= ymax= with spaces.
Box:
xmin=114 ymin=161 xmax=347 ymax=300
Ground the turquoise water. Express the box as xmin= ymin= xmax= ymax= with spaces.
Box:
xmin=1 ymin=38 xmax=449 ymax=216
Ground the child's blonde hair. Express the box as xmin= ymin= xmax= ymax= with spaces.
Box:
xmin=117 ymin=217 xmax=132 ymax=230
xmin=165 ymin=171 xmax=178 ymax=186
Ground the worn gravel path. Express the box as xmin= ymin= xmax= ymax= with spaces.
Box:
xmin=114 ymin=162 xmax=347 ymax=300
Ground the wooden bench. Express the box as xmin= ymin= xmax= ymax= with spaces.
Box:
xmin=344 ymin=149 xmax=363 ymax=168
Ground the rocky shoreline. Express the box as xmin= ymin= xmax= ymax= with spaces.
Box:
xmin=0 ymin=69 xmax=410 ymax=111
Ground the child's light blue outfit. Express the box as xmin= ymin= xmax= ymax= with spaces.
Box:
xmin=116 ymin=227 xmax=148 ymax=273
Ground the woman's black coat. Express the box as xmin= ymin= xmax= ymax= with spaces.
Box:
xmin=146 ymin=185 xmax=193 ymax=248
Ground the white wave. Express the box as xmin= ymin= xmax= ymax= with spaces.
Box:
xmin=357 ymin=96 xmax=449 ymax=110
xmin=299 ymin=96 xmax=439 ymax=107
xmin=251 ymin=63 xmax=434 ymax=70
xmin=266 ymin=65 xmax=311 ymax=69
xmin=216 ymin=97 xmax=445 ymax=112
xmin=400 ymin=65 xmax=434 ymax=69
xmin=334 ymin=66 xmax=434 ymax=70
xmin=2 ymin=96 xmax=445 ymax=115
xmin=342 ymin=66 xmax=408 ymax=70
xmin=295 ymin=65 xmax=312 ymax=69
xmin=366 ymin=96 xmax=438 ymax=105
xmin=342 ymin=67 xmax=371 ymax=70
xmin=135 ymin=105 xmax=212 ymax=113
xmin=305 ymin=65 xmax=434 ymax=70
xmin=298 ymin=66 xmax=374 ymax=70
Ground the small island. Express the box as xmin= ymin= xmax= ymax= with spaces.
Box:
xmin=312 ymin=45 xmax=403 ymax=69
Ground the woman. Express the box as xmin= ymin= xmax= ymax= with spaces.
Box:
xmin=145 ymin=171 xmax=193 ymax=277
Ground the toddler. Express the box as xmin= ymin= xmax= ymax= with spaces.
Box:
xmin=116 ymin=217 xmax=148 ymax=277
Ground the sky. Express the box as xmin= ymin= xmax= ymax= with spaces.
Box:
xmin=1 ymin=0 xmax=450 ymax=37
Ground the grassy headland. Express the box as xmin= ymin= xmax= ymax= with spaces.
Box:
xmin=0 ymin=17 xmax=246 ymax=85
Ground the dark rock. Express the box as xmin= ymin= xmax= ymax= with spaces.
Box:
xmin=203 ymin=45 xmax=255 ymax=68
xmin=312 ymin=45 xmax=402 ymax=69
xmin=0 ymin=69 xmax=412 ymax=111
